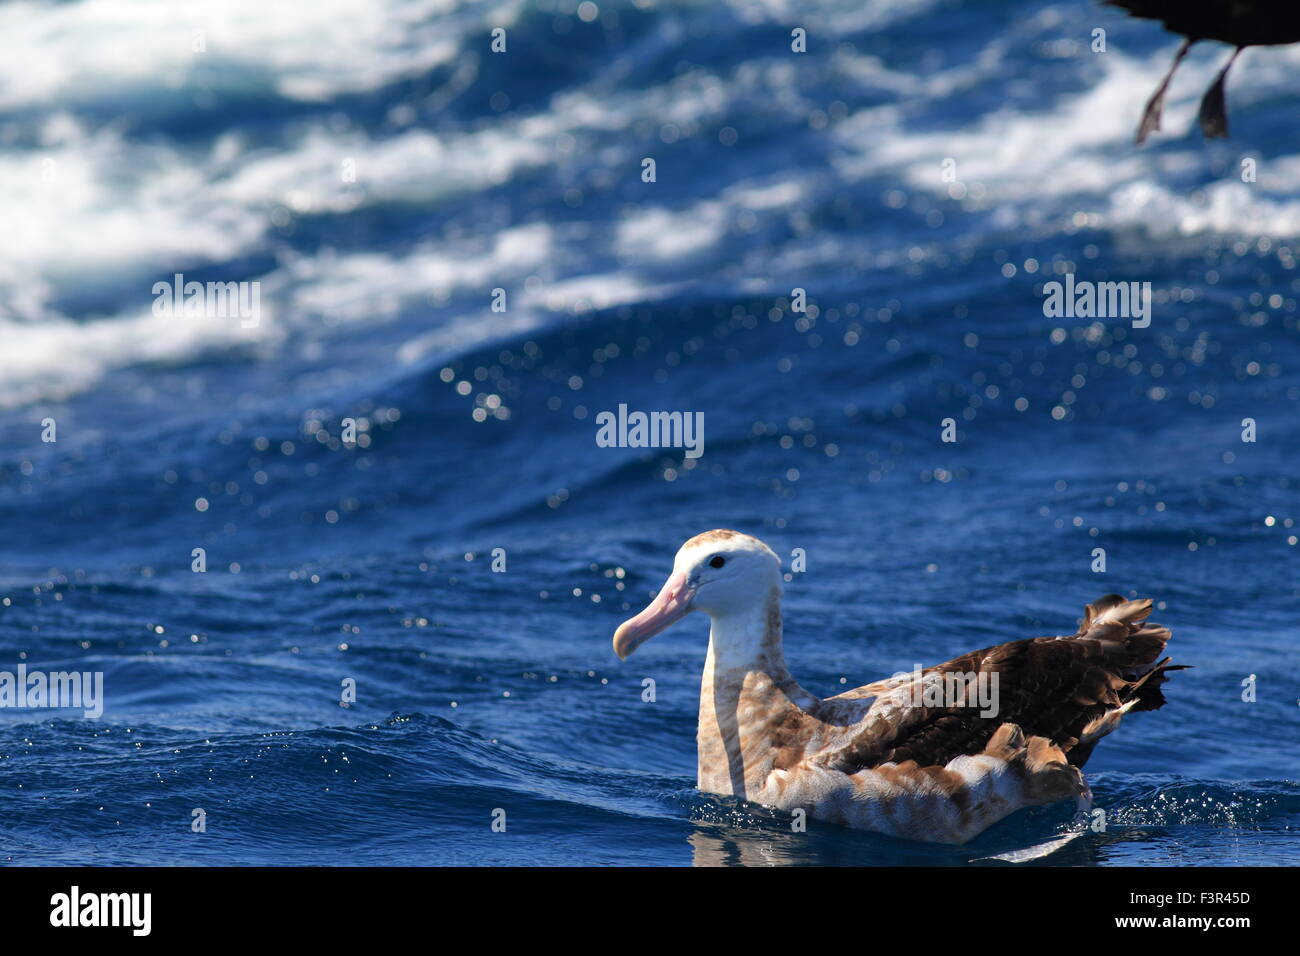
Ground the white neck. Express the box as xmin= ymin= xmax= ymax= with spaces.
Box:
xmin=695 ymin=587 xmax=795 ymax=798
xmin=702 ymin=591 xmax=786 ymax=675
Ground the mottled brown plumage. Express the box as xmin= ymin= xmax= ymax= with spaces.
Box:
xmin=613 ymin=531 xmax=1185 ymax=844
xmin=818 ymin=595 xmax=1179 ymax=775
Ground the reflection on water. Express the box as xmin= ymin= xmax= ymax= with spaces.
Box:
xmin=685 ymin=819 xmax=974 ymax=867
xmin=682 ymin=790 xmax=1132 ymax=866
xmin=682 ymin=777 xmax=1300 ymax=866
xmin=688 ymin=827 xmax=808 ymax=867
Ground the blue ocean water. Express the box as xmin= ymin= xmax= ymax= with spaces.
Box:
xmin=0 ymin=0 xmax=1298 ymax=866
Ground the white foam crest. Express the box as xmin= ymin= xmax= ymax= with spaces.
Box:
xmin=220 ymin=126 xmax=553 ymax=213
xmin=0 ymin=218 xmax=557 ymax=409
xmin=0 ymin=308 xmax=278 ymax=411
xmin=617 ymin=173 xmax=808 ymax=262
xmin=719 ymin=0 xmax=942 ymax=32
xmin=286 ymin=223 xmax=555 ymax=325
xmin=837 ymin=53 xmax=1155 ymax=191
xmin=394 ymin=311 xmax=549 ymax=368
xmin=617 ymin=202 xmax=728 ymax=261
xmin=0 ymin=131 xmax=265 ymax=302
xmin=0 ymin=115 xmax=562 ymax=326
xmin=1105 ymin=181 xmax=1300 ymax=239
xmin=0 ymin=0 xmax=500 ymax=109
xmin=525 ymin=272 xmax=677 ymax=314
xmin=394 ymin=271 xmax=675 ymax=367
xmin=832 ymin=40 xmax=1300 ymax=239
xmin=1 ymin=0 xmax=828 ymax=319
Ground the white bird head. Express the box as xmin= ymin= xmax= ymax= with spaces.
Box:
xmin=612 ymin=530 xmax=782 ymax=660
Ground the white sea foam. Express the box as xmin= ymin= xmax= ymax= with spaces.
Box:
xmin=0 ymin=218 xmax=561 ymax=410
xmin=720 ymin=0 xmax=943 ymax=32
xmin=617 ymin=203 xmax=729 ymax=261
xmin=0 ymin=0 xmax=501 ymax=110
xmin=0 ymin=309 xmax=278 ymax=411
xmin=287 ymin=223 xmax=556 ymax=326
xmin=393 ymin=270 xmax=671 ymax=367
xmin=831 ymin=34 xmax=1300 ymax=240
xmin=4 ymin=0 xmax=1299 ymax=414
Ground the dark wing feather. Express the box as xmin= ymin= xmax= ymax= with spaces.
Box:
xmin=1104 ymin=1 xmax=1300 ymax=46
xmin=820 ymin=595 xmax=1182 ymax=774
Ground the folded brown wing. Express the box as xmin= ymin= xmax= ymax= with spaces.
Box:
xmin=819 ymin=595 xmax=1180 ymax=775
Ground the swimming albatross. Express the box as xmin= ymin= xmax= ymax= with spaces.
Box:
xmin=612 ymin=530 xmax=1182 ymax=844
xmin=1107 ymin=1 xmax=1300 ymax=143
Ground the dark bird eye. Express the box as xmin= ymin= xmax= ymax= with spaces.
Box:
xmin=709 ymin=556 xmax=725 ymax=568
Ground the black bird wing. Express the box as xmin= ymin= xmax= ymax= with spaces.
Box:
xmin=1105 ymin=1 xmax=1300 ymax=46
